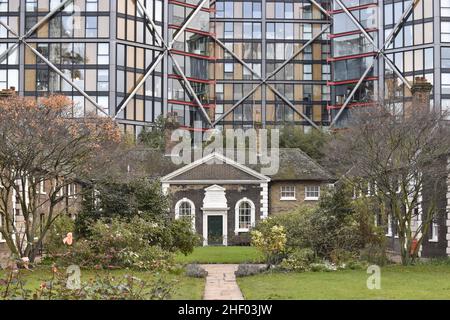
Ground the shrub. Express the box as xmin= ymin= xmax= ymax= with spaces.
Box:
xmin=44 ymin=215 xmax=75 ymax=256
xmin=251 ymin=221 xmax=287 ymax=265
xmin=185 ymin=264 xmax=208 ymax=278
xmin=235 ymin=264 xmax=268 ymax=277
xmin=279 ymin=248 xmax=316 ymax=272
xmin=0 ymin=267 xmax=173 ymax=300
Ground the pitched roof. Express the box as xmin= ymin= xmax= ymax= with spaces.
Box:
xmin=129 ymin=148 xmax=335 ymax=182
xmin=161 ymin=152 xmax=270 ymax=183
xmin=251 ymin=148 xmax=335 ymax=181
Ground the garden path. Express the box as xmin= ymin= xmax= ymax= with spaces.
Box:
xmin=201 ymin=264 xmax=244 ymax=300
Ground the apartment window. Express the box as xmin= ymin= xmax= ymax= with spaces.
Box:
xmin=86 ymin=17 xmax=97 ymax=38
xmin=224 ymin=63 xmax=234 ymax=79
xmin=304 ymin=64 xmax=312 ymax=80
xmin=322 ymin=64 xmax=331 ymax=81
xmin=97 ymin=70 xmax=109 ymax=91
xmin=280 ymin=186 xmax=296 ymax=200
xmin=303 ymin=24 xmax=312 ymax=40
xmin=97 ymin=43 xmax=109 ymax=64
xmin=443 ymin=0 xmax=450 ymax=17
xmin=443 ymin=48 xmax=450 ymax=69
xmin=86 ymin=0 xmax=98 ymax=11
xmin=224 ymin=22 xmax=233 ymax=39
xmin=442 ymin=22 xmax=450 ymax=42
xmin=26 ymin=0 xmax=37 ymax=12
xmin=216 ymin=1 xmax=224 ymax=17
xmin=443 ymin=73 xmax=450 ymax=95
xmin=0 ymin=0 xmax=7 ymax=12
xmin=224 ymin=2 xmax=234 ymax=18
xmin=305 ymin=186 xmax=320 ymax=200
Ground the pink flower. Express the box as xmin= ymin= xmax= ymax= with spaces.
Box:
xmin=63 ymin=232 xmax=73 ymax=246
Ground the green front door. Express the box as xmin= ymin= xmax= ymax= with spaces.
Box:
xmin=208 ymin=216 xmax=223 ymax=246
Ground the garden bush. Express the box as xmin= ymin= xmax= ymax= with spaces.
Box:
xmin=0 ymin=266 xmax=173 ymax=300
xmin=56 ymin=216 xmax=198 ymax=270
xmin=279 ymin=248 xmax=316 ymax=272
xmin=251 ymin=221 xmax=287 ymax=265
xmin=44 ymin=215 xmax=75 ymax=256
xmin=185 ymin=264 xmax=208 ymax=278
xmin=235 ymin=264 xmax=268 ymax=277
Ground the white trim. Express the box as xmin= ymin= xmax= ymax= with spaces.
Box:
xmin=203 ymin=211 xmax=228 ymax=246
xmin=280 ymin=185 xmax=296 ymax=201
xmin=175 ymin=198 xmax=196 ymax=231
xmin=260 ymin=182 xmax=269 ymax=219
xmin=386 ymin=214 xmax=393 ymax=237
xmin=234 ymin=198 xmax=256 ymax=234
xmin=305 ymin=185 xmax=320 ymax=201
xmin=161 ymin=152 xmax=271 ymax=183
xmin=430 ymin=221 xmax=439 ymax=243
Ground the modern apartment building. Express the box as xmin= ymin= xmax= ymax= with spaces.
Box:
xmin=0 ymin=0 xmax=332 ymax=135
xmin=0 ymin=0 xmax=448 ymax=132
xmin=329 ymin=0 xmax=450 ymax=127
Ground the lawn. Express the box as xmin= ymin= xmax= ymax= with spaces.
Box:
xmin=175 ymin=246 xmax=264 ymax=264
xmin=237 ymin=264 xmax=450 ymax=300
xmin=0 ymin=268 xmax=205 ymax=300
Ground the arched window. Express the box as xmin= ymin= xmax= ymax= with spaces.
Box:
xmin=175 ymin=198 xmax=195 ymax=230
xmin=235 ymin=198 xmax=255 ymax=234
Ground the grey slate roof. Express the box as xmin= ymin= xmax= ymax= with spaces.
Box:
xmin=130 ymin=148 xmax=335 ymax=182
xmin=252 ymin=148 xmax=335 ymax=181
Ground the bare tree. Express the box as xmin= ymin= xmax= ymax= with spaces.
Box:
xmin=327 ymin=101 xmax=450 ymax=265
xmin=0 ymin=95 xmax=120 ymax=262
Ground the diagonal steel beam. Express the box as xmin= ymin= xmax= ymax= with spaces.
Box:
xmin=24 ymin=42 xmax=109 ymax=116
xmin=0 ymin=0 xmax=72 ymax=64
xmin=308 ymin=0 xmax=331 ymax=18
xmin=330 ymin=0 xmax=419 ymax=127
xmin=212 ymin=25 xmax=330 ymax=128
xmin=334 ymin=0 xmax=415 ymax=89
xmin=24 ymin=0 xmax=72 ymax=38
xmin=117 ymin=0 xmax=212 ymax=125
xmin=169 ymin=0 xmax=209 ymax=48
xmin=114 ymin=51 xmax=165 ymax=120
xmin=0 ymin=18 xmax=108 ymax=116
xmin=168 ymin=52 xmax=212 ymax=125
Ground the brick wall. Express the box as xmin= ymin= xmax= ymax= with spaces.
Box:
xmin=167 ymin=184 xmax=262 ymax=245
xmin=269 ymin=181 xmax=326 ymax=215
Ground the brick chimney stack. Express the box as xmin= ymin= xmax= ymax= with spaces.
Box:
xmin=411 ymin=77 xmax=433 ymax=110
xmin=0 ymin=86 xmax=16 ymax=98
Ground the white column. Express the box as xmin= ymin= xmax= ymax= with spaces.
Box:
xmin=260 ymin=182 xmax=269 ymax=219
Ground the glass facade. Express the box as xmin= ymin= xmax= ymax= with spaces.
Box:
xmin=330 ymin=0 xmax=445 ymax=127
xmin=1 ymin=0 xmax=446 ymax=132
xmin=213 ymin=0 xmax=331 ymax=130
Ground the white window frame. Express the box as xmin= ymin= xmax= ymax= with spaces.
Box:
xmin=280 ymin=186 xmax=296 ymax=201
xmin=305 ymin=185 xmax=320 ymax=201
xmin=386 ymin=214 xmax=393 ymax=237
xmin=175 ymin=198 xmax=196 ymax=231
xmin=430 ymin=220 xmax=439 ymax=242
xmin=234 ymin=198 xmax=255 ymax=234
xmin=39 ymin=180 xmax=45 ymax=195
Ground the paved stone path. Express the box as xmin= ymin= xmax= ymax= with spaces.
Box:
xmin=201 ymin=264 xmax=244 ymax=300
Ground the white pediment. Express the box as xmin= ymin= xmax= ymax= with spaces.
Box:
xmin=203 ymin=185 xmax=228 ymax=210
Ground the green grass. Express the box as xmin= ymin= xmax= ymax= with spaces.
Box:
xmin=175 ymin=246 xmax=264 ymax=264
xmin=0 ymin=268 xmax=204 ymax=300
xmin=237 ymin=264 xmax=450 ymax=300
